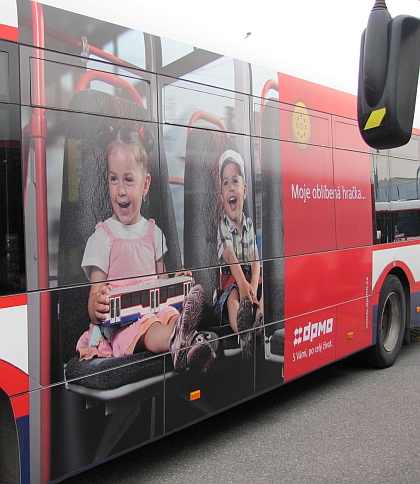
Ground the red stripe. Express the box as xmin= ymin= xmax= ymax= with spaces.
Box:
xmin=10 ymin=394 xmax=29 ymax=419
xmin=372 ymin=260 xmax=416 ymax=294
xmin=0 ymin=294 xmax=27 ymax=309
xmin=0 ymin=24 xmax=18 ymax=42
xmin=0 ymin=361 xmax=29 ymax=418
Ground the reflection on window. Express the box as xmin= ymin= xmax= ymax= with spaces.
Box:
xmin=371 ymin=154 xmax=389 ymax=202
xmin=390 ymin=158 xmax=420 ymax=240
xmin=389 ymin=159 xmax=420 ymax=201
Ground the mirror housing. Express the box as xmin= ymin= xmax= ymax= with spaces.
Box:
xmin=358 ymin=2 xmax=420 ymax=150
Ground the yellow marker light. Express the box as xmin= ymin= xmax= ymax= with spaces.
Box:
xmin=347 ymin=332 xmax=354 ymax=340
xmin=364 ymin=107 xmax=386 ymax=130
xmin=416 ymin=307 xmax=420 ymax=313
xmin=190 ymin=390 xmax=201 ymax=401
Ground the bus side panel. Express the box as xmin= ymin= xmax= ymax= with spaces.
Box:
xmin=283 ymin=248 xmax=373 ymax=381
xmin=410 ymin=284 xmax=420 ymax=328
xmin=332 ymin=117 xmax=372 ymax=250
xmin=280 ymin=108 xmax=336 ymax=257
xmin=284 ymin=307 xmax=337 ymax=382
xmin=284 ymin=249 xmax=372 ymax=318
xmin=335 ymin=297 xmax=373 ymax=359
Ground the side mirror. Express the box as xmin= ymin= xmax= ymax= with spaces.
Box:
xmin=358 ymin=1 xmax=420 ymax=150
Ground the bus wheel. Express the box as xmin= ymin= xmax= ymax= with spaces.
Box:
xmin=369 ymin=275 xmax=405 ymax=368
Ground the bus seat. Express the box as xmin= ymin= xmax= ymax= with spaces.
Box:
xmin=57 ymin=89 xmax=184 ymax=390
xmin=183 ymin=126 xmax=250 ymax=348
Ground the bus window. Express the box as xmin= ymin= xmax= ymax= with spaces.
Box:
xmin=0 ymin=52 xmax=9 ymax=102
xmin=168 ymin=284 xmax=176 ymax=298
xmin=389 ymin=155 xmax=420 ymax=240
xmin=0 ymin=103 xmax=25 ymax=295
xmin=131 ymin=291 xmax=141 ymax=307
xmin=371 ymin=151 xmax=391 ymax=244
xmin=160 ymin=286 xmax=168 ymax=304
xmin=141 ymin=290 xmax=149 ymax=307
xmin=121 ymin=293 xmax=131 ymax=309
xmin=390 ymin=137 xmax=420 ymax=161
xmin=21 ymin=47 xmax=151 ymax=114
xmin=161 ymin=37 xmax=194 ymax=68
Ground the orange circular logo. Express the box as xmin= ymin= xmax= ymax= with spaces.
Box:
xmin=292 ymin=102 xmax=311 ymax=149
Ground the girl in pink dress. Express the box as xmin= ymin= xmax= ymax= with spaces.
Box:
xmin=76 ymin=124 xmax=214 ymax=373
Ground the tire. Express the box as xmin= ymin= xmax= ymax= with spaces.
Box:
xmin=367 ymin=275 xmax=406 ymax=368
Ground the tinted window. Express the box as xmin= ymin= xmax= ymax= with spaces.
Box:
xmin=0 ymin=104 xmax=26 ymax=295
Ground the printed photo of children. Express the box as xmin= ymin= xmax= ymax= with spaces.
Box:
xmin=75 ymin=124 xmax=215 ymax=373
xmin=215 ymin=150 xmax=263 ymax=359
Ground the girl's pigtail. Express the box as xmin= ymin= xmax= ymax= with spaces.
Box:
xmin=139 ymin=125 xmax=154 ymax=155
xmin=97 ymin=123 xmax=116 ymax=152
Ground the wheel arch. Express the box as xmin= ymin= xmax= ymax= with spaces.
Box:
xmin=373 ymin=258 xmax=413 ymax=341
xmin=360 ymin=268 xmax=409 ymax=368
xmin=383 ymin=266 xmax=411 ymax=343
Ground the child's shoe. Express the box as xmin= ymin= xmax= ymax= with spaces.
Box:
xmin=237 ymin=296 xmax=253 ymax=359
xmin=187 ymin=333 xmax=216 ymax=374
xmin=169 ymin=284 xmax=205 ymax=372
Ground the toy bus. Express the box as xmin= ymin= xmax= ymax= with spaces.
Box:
xmin=103 ymin=276 xmax=193 ymax=326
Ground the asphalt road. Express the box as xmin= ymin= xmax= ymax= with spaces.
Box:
xmin=64 ymin=339 xmax=420 ymax=484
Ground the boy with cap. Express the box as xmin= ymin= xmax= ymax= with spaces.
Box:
xmin=215 ymin=150 xmax=263 ymax=359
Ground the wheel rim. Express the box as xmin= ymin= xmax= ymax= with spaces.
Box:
xmin=381 ymin=292 xmax=401 ymax=352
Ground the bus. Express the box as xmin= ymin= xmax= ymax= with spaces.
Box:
xmin=1 ymin=0 xmax=420 ymax=482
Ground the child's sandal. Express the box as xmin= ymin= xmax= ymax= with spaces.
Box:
xmin=236 ymin=296 xmax=253 ymax=359
xmin=169 ymin=285 xmax=205 ymax=372
xmin=187 ymin=333 xmax=216 ymax=373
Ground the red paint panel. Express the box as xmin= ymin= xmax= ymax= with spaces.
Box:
xmin=0 ymin=361 xmax=29 ymax=418
xmin=0 ymin=294 xmax=27 ymax=309
xmin=335 ymin=298 xmax=373 ymax=360
xmin=333 ymin=119 xmax=372 ymax=249
xmin=10 ymin=394 xmax=29 ymax=419
xmin=278 ymin=75 xmax=373 ymax=256
xmin=284 ymin=307 xmax=337 ymax=382
xmin=282 ymin=144 xmax=336 ymax=255
xmin=278 ymin=72 xmax=356 ymax=120
xmin=0 ymin=24 xmax=18 ymax=42
xmin=280 ymin=106 xmax=336 ymax=256
xmin=284 ymin=248 xmax=372 ymax=318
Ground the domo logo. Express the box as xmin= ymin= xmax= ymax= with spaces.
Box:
xmin=293 ymin=318 xmax=333 ymax=346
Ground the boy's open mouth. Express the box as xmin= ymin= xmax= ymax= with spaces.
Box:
xmin=118 ymin=202 xmax=130 ymax=209
xmin=229 ymin=196 xmax=237 ymax=208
